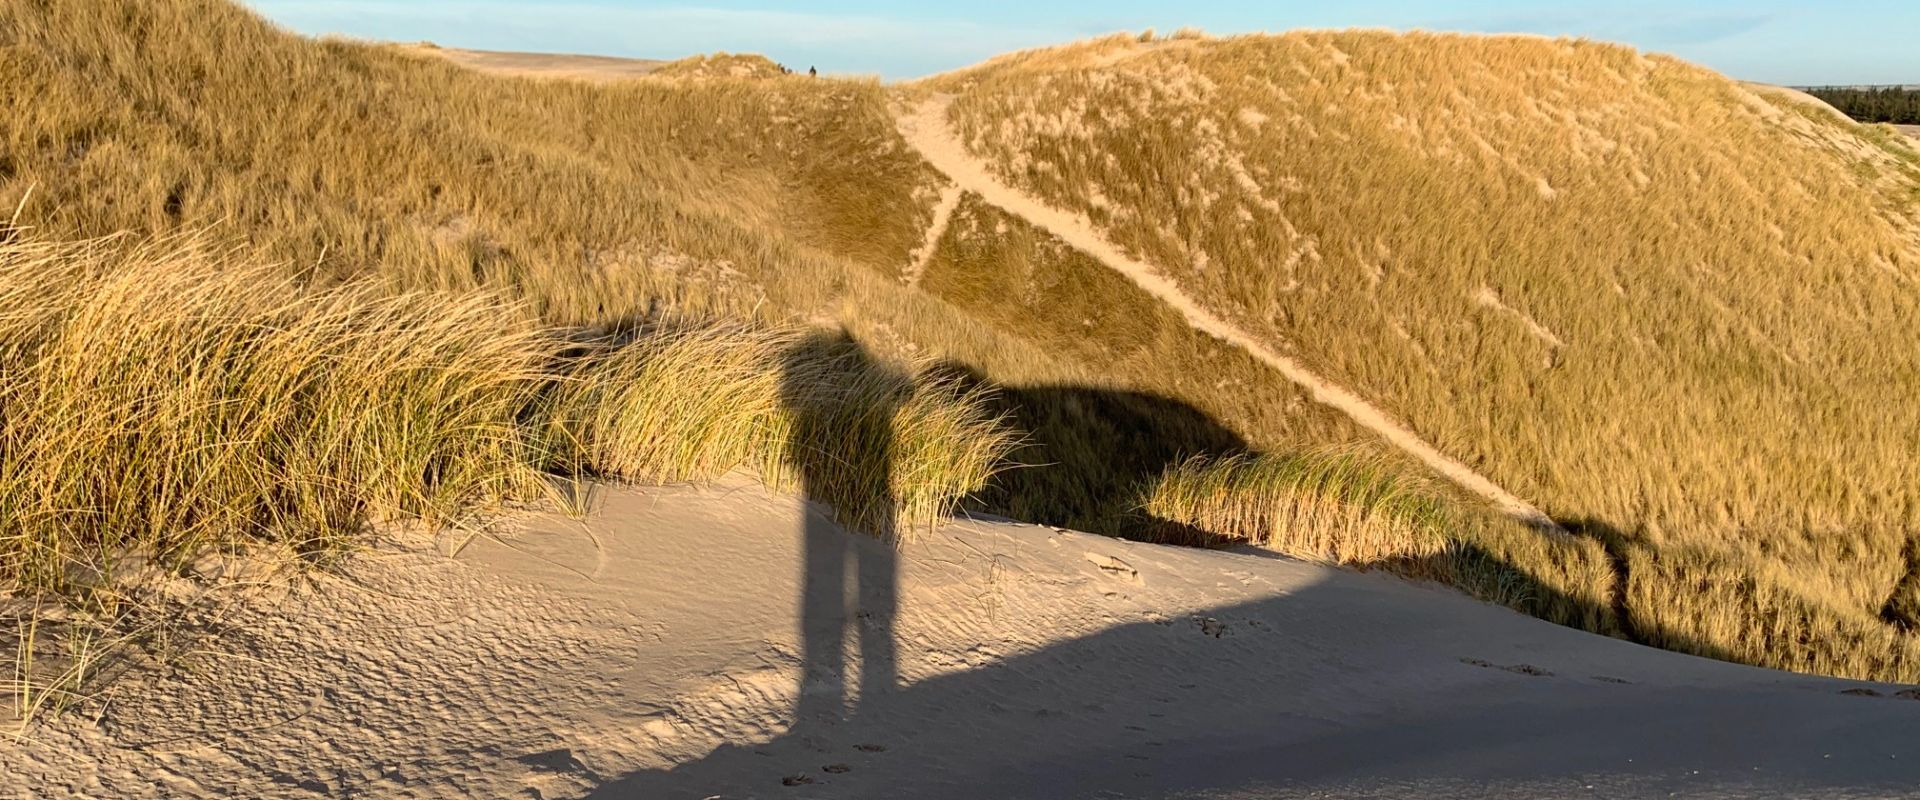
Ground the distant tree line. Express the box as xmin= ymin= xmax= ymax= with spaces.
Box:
xmin=1803 ymin=86 xmax=1920 ymax=124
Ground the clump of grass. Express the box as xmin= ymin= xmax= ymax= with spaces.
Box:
xmin=1145 ymin=451 xmax=1620 ymax=635
xmin=0 ymin=234 xmax=1015 ymax=594
xmin=1620 ymin=542 xmax=1920 ymax=680
xmin=0 ymin=235 xmax=551 ymax=593
xmin=1145 ymin=451 xmax=1449 ymax=564
xmin=541 ymin=326 xmax=1016 ymax=536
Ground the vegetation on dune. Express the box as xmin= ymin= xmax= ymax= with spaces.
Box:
xmin=0 ymin=0 xmax=1352 ymax=543
xmin=917 ymin=195 xmax=1373 ymax=532
xmin=8 ymin=0 xmax=1920 ymax=691
xmin=930 ymin=30 xmax=1920 ymax=680
xmin=0 ymin=0 xmax=929 ymax=326
xmin=651 ymin=52 xmax=790 ymax=80
xmin=1145 ymin=452 xmax=1620 ymax=635
xmin=0 ymin=234 xmax=1013 ymax=596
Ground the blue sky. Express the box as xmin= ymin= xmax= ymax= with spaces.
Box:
xmin=245 ymin=1 xmax=1920 ymax=85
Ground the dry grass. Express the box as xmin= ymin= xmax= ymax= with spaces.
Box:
xmin=0 ymin=0 xmax=1330 ymax=538
xmin=0 ymin=235 xmax=550 ymax=593
xmin=9 ymin=0 xmax=1920 ymax=685
xmin=1145 ymin=452 xmax=1620 ymax=635
xmin=0 ymin=230 xmax=1012 ymax=609
xmin=1145 ymin=452 xmax=1451 ymax=564
xmin=652 ymin=53 xmax=789 ymax=80
xmin=927 ymin=30 xmax=1920 ymax=679
xmin=0 ymin=231 xmax=1015 ymax=722
xmin=540 ymin=325 xmax=1016 ymax=537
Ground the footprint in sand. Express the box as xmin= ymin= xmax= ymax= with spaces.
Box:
xmin=1459 ymin=657 xmax=1553 ymax=677
xmin=1084 ymin=552 xmax=1140 ymax=583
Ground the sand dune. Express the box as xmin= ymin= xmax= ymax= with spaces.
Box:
xmin=895 ymin=96 xmax=1557 ymax=530
xmin=404 ymin=45 xmax=665 ymax=82
xmin=9 ymin=478 xmax=1919 ymax=798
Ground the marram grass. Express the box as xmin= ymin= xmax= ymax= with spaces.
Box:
xmin=0 ymin=235 xmax=1015 ymax=594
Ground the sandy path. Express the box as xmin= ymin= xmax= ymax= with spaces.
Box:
xmin=904 ymin=184 xmax=964 ymax=286
xmin=895 ymin=97 xmax=1556 ymax=528
xmin=10 ymin=479 xmax=1918 ymax=798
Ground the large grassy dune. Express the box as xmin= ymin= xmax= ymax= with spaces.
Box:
xmin=7 ymin=0 xmax=1920 ymax=686
xmin=926 ymin=31 xmax=1920 ymax=677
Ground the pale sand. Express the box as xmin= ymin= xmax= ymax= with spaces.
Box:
xmin=894 ymin=97 xmax=1558 ymax=530
xmin=8 ymin=477 xmax=1920 ymax=798
xmin=903 ymin=184 xmax=964 ymax=287
xmin=1897 ymin=124 xmax=1920 ymax=140
xmin=405 ymin=45 xmax=664 ymax=83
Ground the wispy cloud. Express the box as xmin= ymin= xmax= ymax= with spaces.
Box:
xmin=1423 ymin=7 xmax=1776 ymax=48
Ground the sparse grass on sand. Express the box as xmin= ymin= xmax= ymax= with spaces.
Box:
xmin=9 ymin=0 xmax=1920 ymax=688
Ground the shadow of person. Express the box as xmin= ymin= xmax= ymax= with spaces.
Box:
xmin=923 ymin=359 xmax=1252 ymax=541
xmin=585 ymin=331 xmax=905 ymax=795
xmin=782 ymin=330 xmax=901 ymax=745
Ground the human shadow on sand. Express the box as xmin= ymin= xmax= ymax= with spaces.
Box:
xmin=577 ymin=335 xmax=1920 ymax=800
xmin=584 ymin=531 xmax=1920 ymax=799
xmin=779 ymin=331 xmax=901 ymax=766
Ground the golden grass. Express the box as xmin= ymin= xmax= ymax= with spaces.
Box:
xmin=927 ymin=30 xmax=1920 ymax=680
xmin=1145 ymin=452 xmax=1450 ymax=564
xmin=541 ymin=325 xmax=1016 ymax=537
xmin=1145 ymin=452 xmax=1620 ymax=635
xmin=0 ymin=234 xmax=1013 ymax=595
xmin=9 ymin=0 xmax=1920 ymax=684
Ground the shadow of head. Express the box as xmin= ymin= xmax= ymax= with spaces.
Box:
xmin=925 ymin=359 xmax=1250 ymax=538
xmin=779 ymin=330 xmax=911 ymax=542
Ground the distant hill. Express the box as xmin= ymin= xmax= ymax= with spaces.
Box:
xmin=400 ymin=44 xmax=667 ymax=82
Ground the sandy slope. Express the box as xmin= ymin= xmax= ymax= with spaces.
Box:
xmin=1897 ymin=124 xmax=1920 ymax=140
xmin=8 ymin=477 xmax=1920 ymax=799
xmin=894 ymin=97 xmax=1556 ymax=529
xmin=404 ymin=46 xmax=665 ymax=82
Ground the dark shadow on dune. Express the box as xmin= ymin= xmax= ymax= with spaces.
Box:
xmin=780 ymin=332 xmax=902 ymax=763
xmin=583 ymin=527 xmax=1920 ymax=800
xmin=571 ymin=336 xmax=1832 ymax=798
xmin=926 ymin=360 xmax=1251 ymax=542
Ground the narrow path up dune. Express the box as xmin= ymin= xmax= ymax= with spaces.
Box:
xmin=894 ymin=96 xmax=1558 ymax=529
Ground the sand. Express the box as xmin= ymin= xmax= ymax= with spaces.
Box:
xmin=404 ymin=46 xmax=664 ymax=82
xmin=7 ymin=476 xmax=1920 ymax=798
xmin=1896 ymin=124 xmax=1920 ymax=140
xmin=894 ymin=97 xmax=1557 ymax=530
xmin=903 ymin=185 xmax=964 ymax=287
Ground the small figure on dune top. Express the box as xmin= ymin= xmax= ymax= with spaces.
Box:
xmin=809 ymin=65 xmax=817 ymax=78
